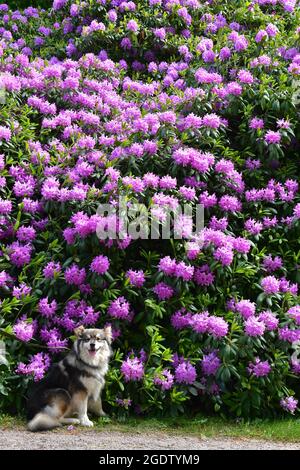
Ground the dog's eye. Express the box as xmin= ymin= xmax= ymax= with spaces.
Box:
xmin=83 ymin=337 xmax=90 ymax=342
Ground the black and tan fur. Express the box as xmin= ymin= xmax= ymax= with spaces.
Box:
xmin=27 ymin=326 xmax=112 ymax=432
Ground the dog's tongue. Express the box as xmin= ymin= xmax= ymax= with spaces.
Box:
xmin=89 ymin=350 xmax=96 ymax=356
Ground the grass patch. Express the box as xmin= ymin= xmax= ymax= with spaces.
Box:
xmin=92 ymin=416 xmax=300 ymax=442
xmin=1 ymin=414 xmax=299 ymax=442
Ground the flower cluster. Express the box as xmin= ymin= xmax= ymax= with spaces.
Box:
xmin=0 ymin=0 xmax=298 ymax=419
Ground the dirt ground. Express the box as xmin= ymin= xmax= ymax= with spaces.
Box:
xmin=0 ymin=428 xmax=299 ymax=450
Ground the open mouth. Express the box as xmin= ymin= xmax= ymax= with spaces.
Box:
xmin=88 ymin=349 xmax=97 ymax=356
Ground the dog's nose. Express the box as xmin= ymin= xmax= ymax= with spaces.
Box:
xmin=90 ymin=343 xmax=95 ymax=350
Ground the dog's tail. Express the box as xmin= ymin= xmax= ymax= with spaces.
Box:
xmin=27 ymin=388 xmax=71 ymax=432
xmin=27 ymin=412 xmax=59 ymax=432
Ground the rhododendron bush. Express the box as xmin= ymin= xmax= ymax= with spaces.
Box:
xmin=0 ymin=0 xmax=300 ymax=418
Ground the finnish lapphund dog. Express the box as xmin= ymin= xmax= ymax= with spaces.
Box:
xmin=27 ymin=326 xmax=112 ymax=432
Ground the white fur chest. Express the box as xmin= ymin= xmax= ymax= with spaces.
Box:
xmin=80 ymin=376 xmax=102 ymax=400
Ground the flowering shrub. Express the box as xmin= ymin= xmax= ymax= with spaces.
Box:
xmin=0 ymin=0 xmax=300 ymax=419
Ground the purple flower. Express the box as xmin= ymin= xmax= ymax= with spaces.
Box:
xmin=255 ymin=29 xmax=268 ymax=43
xmin=154 ymin=369 xmax=174 ymax=390
xmin=158 ymin=256 xmax=177 ymax=276
xmin=90 ymin=255 xmax=110 ymax=275
xmin=16 ymin=353 xmax=51 ymax=381
xmin=291 ymin=360 xmax=300 ymax=375
xmin=53 ymin=0 xmax=67 ymax=11
xmin=194 ymin=265 xmax=215 ymax=286
xmin=127 ymin=20 xmax=139 ymax=33
xmin=121 ymin=356 xmax=144 ymax=382
xmin=258 ymin=311 xmax=278 ymax=331
xmin=190 ymin=311 xmax=210 ymax=334
xmin=175 ymin=262 xmax=194 ymax=281
xmin=294 ymin=203 xmax=300 ymax=219
xmin=237 ymin=70 xmax=254 ymax=84
xmin=250 ymin=117 xmax=264 ymax=130
xmin=108 ymin=297 xmax=130 ymax=320
xmin=12 ymin=283 xmax=31 ymax=299
xmin=116 ymin=398 xmax=132 ymax=408
xmin=236 ymin=300 xmax=256 ymax=319
xmin=248 ymin=358 xmax=271 ymax=377
xmin=0 ymin=198 xmax=12 ymax=215
xmin=219 ymin=195 xmax=241 ymax=212
xmin=266 ymin=23 xmax=278 ymax=37
xmin=16 ymin=226 xmax=36 ymax=242
xmin=154 ymin=28 xmax=166 ymax=40
xmin=245 ymin=219 xmax=263 ymax=235
xmin=126 ymin=269 xmax=145 ymax=287
xmin=153 ymin=282 xmax=174 ymax=300
xmin=9 ymin=242 xmax=32 ymax=267
xmin=43 ymin=261 xmax=61 ymax=279
xmin=171 ymin=308 xmax=192 ymax=330
xmin=216 ymin=44 xmax=230 ymax=60
xmin=214 ymin=246 xmax=234 ymax=266
xmin=261 ymin=276 xmax=280 ymax=295
xmin=0 ymin=126 xmax=11 ymax=141
xmin=175 ymin=360 xmax=197 ymax=384
xmin=65 ymin=264 xmax=86 ymax=286
xmin=280 ymin=397 xmax=298 ymax=414
xmin=208 ymin=316 xmax=229 ymax=338
xmin=245 ymin=317 xmax=265 ymax=337
xmin=265 ymin=131 xmax=281 ymax=145
xmin=201 ymin=113 xmax=221 ymax=129
xmin=40 ymin=327 xmax=68 ymax=352
xmin=38 ymin=297 xmax=57 ymax=318
xmin=60 ymin=300 xmax=99 ymax=331
xmin=201 ymin=351 xmax=221 ymax=376
xmin=279 ymin=327 xmax=300 ymax=343
xmin=262 ymin=255 xmax=283 ymax=273
xmin=288 ymin=306 xmax=300 ymax=325
xmin=13 ymin=317 xmax=36 ymax=342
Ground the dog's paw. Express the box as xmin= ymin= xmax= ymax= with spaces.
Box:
xmin=80 ymin=417 xmax=94 ymax=427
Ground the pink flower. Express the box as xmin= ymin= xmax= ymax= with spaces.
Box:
xmin=108 ymin=297 xmax=130 ymax=320
xmin=280 ymin=397 xmax=298 ymax=414
xmin=207 ymin=316 xmax=229 ymax=338
xmin=13 ymin=317 xmax=36 ymax=342
xmin=236 ymin=300 xmax=256 ymax=319
xmin=126 ymin=269 xmax=145 ymax=287
xmin=245 ymin=317 xmax=265 ymax=337
xmin=90 ymin=255 xmax=110 ymax=275
xmin=261 ymin=276 xmax=280 ymax=295
xmin=214 ymin=246 xmax=234 ymax=266
xmin=154 ymin=369 xmax=174 ymax=390
xmin=175 ymin=360 xmax=197 ymax=384
xmin=121 ymin=357 xmax=144 ymax=382
xmin=153 ymin=282 xmax=174 ymax=300
xmin=201 ymin=351 xmax=221 ymax=376
xmin=265 ymin=131 xmax=281 ymax=145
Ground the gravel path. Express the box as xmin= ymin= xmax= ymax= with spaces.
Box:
xmin=0 ymin=428 xmax=299 ymax=450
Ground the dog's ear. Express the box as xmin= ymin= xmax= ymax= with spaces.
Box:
xmin=74 ymin=325 xmax=85 ymax=337
xmin=104 ymin=325 xmax=112 ymax=344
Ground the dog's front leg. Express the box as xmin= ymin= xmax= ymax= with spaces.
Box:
xmin=72 ymin=392 xmax=93 ymax=427
xmin=88 ymin=394 xmax=107 ymax=417
xmin=59 ymin=417 xmax=80 ymax=425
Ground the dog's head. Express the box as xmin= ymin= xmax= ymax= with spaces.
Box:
xmin=74 ymin=325 xmax=112 ymax=366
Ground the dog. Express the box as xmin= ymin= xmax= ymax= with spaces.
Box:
xmin=27 ymin=325 xmax=112 ymax=432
